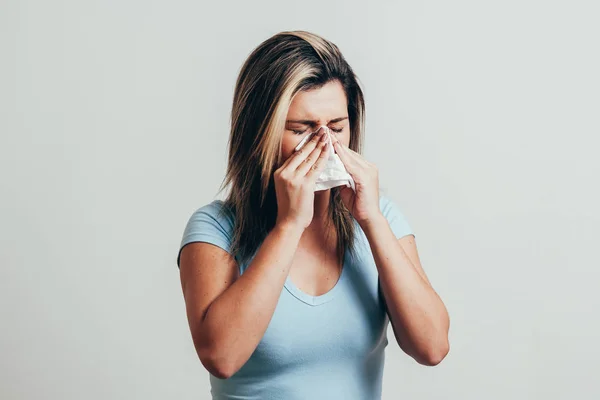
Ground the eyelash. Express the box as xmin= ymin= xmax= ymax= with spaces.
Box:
xmin=292 ymin=127 xmax=343 ymax=135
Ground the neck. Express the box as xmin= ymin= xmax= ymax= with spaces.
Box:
xmin=305 ymin=189 xmax=333 ymax=234
xmin=301 ymin=189 xmax=339 ymax=256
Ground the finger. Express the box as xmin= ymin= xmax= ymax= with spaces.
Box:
xmin=278 ymin=129 xmax=321 ymax=170
xmin=332 ymin=139 xmax=361 ymax=172
xmin=305 ymin=135 xmax=331 ymax=180
xmin=297 ymin=132 xmax=329 ymax=176
xmin=344 ymin=146 xmax=370 ymax=168
xmin=331 ymin=135 xmax=368 ymax=166
xmin=294 ymin=131 xmax=315 ymax=152
xmin=344 ymin=146 xmax=367 ymax=162
xmin=286 ymin=127 xmax=327 ymax=171
xmin=277 ymin=131 xmax=317 ymax=171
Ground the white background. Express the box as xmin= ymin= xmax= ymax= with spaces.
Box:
xmin=2 ymin=1 xmax=599 ymax=399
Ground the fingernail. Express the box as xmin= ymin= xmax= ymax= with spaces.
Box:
xmin=321 ymin=131 xmax=328 ymax=141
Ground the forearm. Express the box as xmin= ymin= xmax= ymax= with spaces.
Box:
xmin=361 ymin=214 xmax=449 ymax=365
xmin=199 ymin=222 xmax=303 ymax=375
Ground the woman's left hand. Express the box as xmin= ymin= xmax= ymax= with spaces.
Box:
xmin=332 ymin=135 xmax=382 ymax=226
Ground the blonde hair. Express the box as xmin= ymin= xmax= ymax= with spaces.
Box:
xmin=219 ymin=30 xmax=366 ymax=264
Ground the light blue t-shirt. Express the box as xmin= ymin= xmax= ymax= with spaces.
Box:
xmin=177 ymin=195 xmax=414 ymax=400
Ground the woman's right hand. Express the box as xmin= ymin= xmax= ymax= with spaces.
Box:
xmin=274 ymin=127 xmax=330 ymax=230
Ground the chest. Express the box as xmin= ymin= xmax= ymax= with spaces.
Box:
xmin=287 ymin=243 xmax=342 ymax=298
xmin=243 ymin=240 xmax=390 ymax=372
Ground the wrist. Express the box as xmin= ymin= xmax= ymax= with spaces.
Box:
xmin=274 ymin=219 xmax=305 ymax=238
xmin=357 ymin=211 xmax=387 ymax=233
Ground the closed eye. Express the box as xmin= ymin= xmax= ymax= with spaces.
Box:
xmin=290 ymin=126 xmax=343 ymax=135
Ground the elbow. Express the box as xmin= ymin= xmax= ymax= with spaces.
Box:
xmin=197 ymin=346 xmax=239 ymax=379
xmin=194 ymin=337 xmax=240 ymax=379
xmin=203 ymin=360 xmax=236 ymax=380
xmin=416 ymin=338 xmax=450 ymax=367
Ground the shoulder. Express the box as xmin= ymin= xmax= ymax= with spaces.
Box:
xmin=378 ymin=194 xmax=414 ymax=239
xmin=186 ymin=200 xmax=235 ymax=231
xmin=378 ymin=195 xmax=397 ymax=216
xmin=177 ymin=200 xmax=236 ymax=267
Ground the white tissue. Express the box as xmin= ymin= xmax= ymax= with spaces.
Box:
xmin=294 ymin=125 xmax=356 ymax=192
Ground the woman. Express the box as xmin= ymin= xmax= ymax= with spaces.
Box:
xmin=177 ymin=30 xmax=450 ymax=399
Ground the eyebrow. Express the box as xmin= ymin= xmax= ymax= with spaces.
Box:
xmin=285 ymin=117 xmax=348 ymax=125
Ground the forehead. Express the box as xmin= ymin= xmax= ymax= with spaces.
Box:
xmin=287 ymin=80 xmax=347 ymax=118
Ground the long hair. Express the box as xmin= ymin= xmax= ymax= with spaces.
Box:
xmin=219 ymin=30 xmax=366 ymax=265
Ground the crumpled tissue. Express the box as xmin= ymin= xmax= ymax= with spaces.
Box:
xmin=294 ymin=125 xmax=356 ymax=192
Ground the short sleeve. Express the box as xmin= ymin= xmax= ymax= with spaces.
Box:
xmin=176 ymin=200 xmax=235 ymax=268
xmin=379 ymin=195 xmax=414 ymax=239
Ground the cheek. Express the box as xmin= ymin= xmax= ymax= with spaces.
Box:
xmin=280 ymin=134 xmax=299 ymax=164
xmin=334 ymin=129 xmax=351 ymax=147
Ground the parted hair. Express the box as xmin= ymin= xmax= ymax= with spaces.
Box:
xmin=219 ymin=30 xmax=366 ymax=265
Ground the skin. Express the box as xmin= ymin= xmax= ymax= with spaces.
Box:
xmin=179 ymin=80 xmax=450 ymax=380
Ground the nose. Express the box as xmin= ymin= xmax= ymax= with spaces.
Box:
xmin=314 ymin=125 xmax=329 ymax=134
xmin=313 ymin=125 xmax=339 ymax=153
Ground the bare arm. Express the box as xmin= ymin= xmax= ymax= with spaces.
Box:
xmin=328 ymin=134 xmax=449 ymax=366
xmin=179 ymin=127 xmax=331 ymax=378
xmin=362 ymin=216 xmax=450 ymax=366
xmin=179 ymin=221 xmax=303 ymax=379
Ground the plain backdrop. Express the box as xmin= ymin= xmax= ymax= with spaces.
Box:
xmin=2 ymin=1 xmax=599 ymax=399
